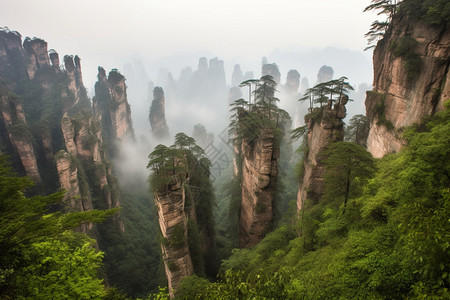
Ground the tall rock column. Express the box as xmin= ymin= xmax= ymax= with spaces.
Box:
xmin=153 ymin=177 xmax=194 ymax=296
xmin=108 ymin=70 xmax=134 ymax=143
xmin=238 ymin=127 xmax=279 ymax=247
xmin=149 ymin=86 xmax=169 ymax=139
xmin=297 ymin=97 xmax=347 ymax=212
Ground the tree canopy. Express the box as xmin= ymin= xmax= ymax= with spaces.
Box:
xmin=0 ymin=155 xmax=117 ymax=299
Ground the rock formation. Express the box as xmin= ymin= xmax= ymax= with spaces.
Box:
xmin=92 ymin=67 xmax=135 ymax=157
xmin=231 ymin=64 xmax=244 ymax=87
xmin=296 ymin=97 xmax=347 ymax=212
xmin=284 ymin=69 xmax=301 ymax=95
xmin=0 ymin=28 xmax=124 ymax=236
xmin=192 ymin=123 xmax=214 ymax=149
xmin=149 ymin=86 xmax=169 ymax=139
xmin=365 ymin=10 xmax=450 ymax=158
xmin=262 ymin=63 xmax=281 ymax=84
xmin=316 ymin=65 xmax=334 ymax=84
xmin=0 ymin=91 xmax=41 ymax=183
xmin=237 ymin=127 xmax=280 ymax=248
xmin=153 ymin=177 xmax=194 ymax=296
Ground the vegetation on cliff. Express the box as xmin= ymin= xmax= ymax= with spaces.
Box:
xmin=0 ymin=155 xmax=118 ymax=299
xmin=148 ymin=133 xmax=217 ymax=283
xmin=173 ymin=100 xmax=450 ymax=299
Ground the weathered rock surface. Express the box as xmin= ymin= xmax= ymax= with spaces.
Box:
xmin=0 ymin=28 xmax=124 ymax=234
xmin=366 ymin=12 xmax=450 ymax=158
xmin=93 ymin=67 xmax=135 ymax=153
xmin=153 ymin=178 xmax=194 ymax=296
xmin=108 ymin=70 xmax=134 ymax=142
xmin=238 ymin=127 xmax=279 ymax=248
xmin=297 ymin=98 xmax=347 ymax=212
xmin=0 ymin=92 xmax=41 ymax=182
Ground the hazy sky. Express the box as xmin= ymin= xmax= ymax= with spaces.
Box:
xmin=1 ymin=0 xmax=376 ymax=86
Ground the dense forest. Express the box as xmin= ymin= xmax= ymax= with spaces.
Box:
xmin=0 ymin=0 xmax=449 ymax=299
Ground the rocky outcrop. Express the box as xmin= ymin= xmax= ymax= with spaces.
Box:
xmin=284 ymin=69 xmax=301 ymax=95
xmin=108 ymin=70 xmax=134 ymax=142
xmin=296 ymin=97 xmax=347 ymax=212
xmin=23 ymin=37 xmax=50 ymax=80
xmin=93 ymin=67 xmax=135 ymax=152
xmin=149 ymin=86 xmax=169 ymax=139
xmin=0 ymin=28 xmax=124 ymax=234
xmin=316 ymin=65 xmax=334 ymax=84
xmin=55 ymin=150 xmax=93 ymax=234
xmin=154 ymin=177 xmax=194 ymax=296
xmin=262 ymin=63 xmax=281 ymax=84
xmin=238 ymin=127 xmax=279 ymax=248
xmin=192 ymin=123 xmax=213 ymax=149
xmin=365 ymin=11 xmax=450 ymax=158
xmin=0 ymin=92 xmax=41 ymax=183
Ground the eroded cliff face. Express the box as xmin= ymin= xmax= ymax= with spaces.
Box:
xmin=0 ymin=28 xmax=124 ymax=234
xmin=153 ymin=177 xmax=194 ymax=296
xmin=93 ymin=67 xmax=135 ymax=156
xmin=55 ymin=150 xmax=93 ymax=234
xmin=238 ymin=127 xmax=279 ymax=248
xmin=296 ymin=98 xmax=347 ymax=212
xmin=0 ymin=92 xmax=41 ymax=182
xmin=366 ymin=12 xmax=450 ymax=158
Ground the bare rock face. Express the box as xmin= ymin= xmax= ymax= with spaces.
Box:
xmin=238 ymin=127 xmax=279 ymax=248
xmin=297 ymin=98 xmax=347 ymax=212
xmin=108 ymin=70 xmax=134 ymax=142
xmin=49 ymin=49 xmax=60 ymax=71
xmin=0 ymin=92 xmax=41 ymax=183
xmin=262 ymin=63 xmax=281 ymax=84
xmin=149 ymin=86 xmax=169 ymax=139
xmin=154 ymin=178 xmax=194 ymax=296
xmin=93 ymin=67 xmax=135 ymax=152
xmin=366 ymin=12 xmax=450 ymax=158
xmin=55 ymin=150 xmax=93 ymax=234
xmin=23 ymin=37 xmax=50 ymax=79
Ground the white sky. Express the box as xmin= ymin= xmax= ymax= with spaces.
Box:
xmin=1 ymin=0 xmax=376 ymax=86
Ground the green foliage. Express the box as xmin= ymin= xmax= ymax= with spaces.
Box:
xmin=298 ymin=76 xmax=353 ymax=111
xmin=389 ymin=36 xmax=423 ymax=79
xmin=14 ymin=231 xmax=105 ymax=299
xmin=229 ymin=75 xmax=287 ymax=150
xmin=0 ymin=155 xmax=117 ymax=298
xmin=364 ymin=0 xmax=399 ymax=49
xmin=321 ymin=142 xmax=377 ymax=212
xmin=179 ymin=101 xmax=450 ymax=298
xmin=373 ymin=95 xmax=395 ymax=130
xmin=345 ymin=114 xmax=370 ymax=147
xmin=401 ymin=0 xmax=450 ymax=27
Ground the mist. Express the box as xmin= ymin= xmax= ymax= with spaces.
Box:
xmin=0 ymin=0 xmax=377 ymax=202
